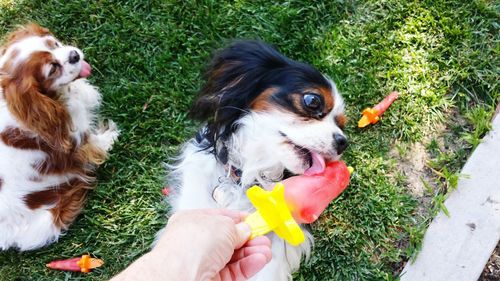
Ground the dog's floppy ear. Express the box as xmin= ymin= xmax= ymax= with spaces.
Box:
xmin=192 ymin=40 xmax=289 ymax=121
xmin=191 ymin=40 xmax=290 ymax=146
xmin=2 ymin=70 xmax=72 ymax=152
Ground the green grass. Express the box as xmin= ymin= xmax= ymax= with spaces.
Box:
xmin=0 ymin=0 xmax=498 ymax=280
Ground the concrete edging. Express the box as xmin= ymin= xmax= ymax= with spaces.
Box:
xmin=400 ymin=115 xmax=500 ymax=281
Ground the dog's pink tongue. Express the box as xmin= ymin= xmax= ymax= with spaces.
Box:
xmin=79 ymin=60 xmax=91 ymax=78
xmin=283 ymin=161 xmax=350 ymax=224
xmin=304 ymin=151 xmax=326 ymax=176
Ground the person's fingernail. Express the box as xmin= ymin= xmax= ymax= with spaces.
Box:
xmin=236 ymin=222 xmax=251 ymax=239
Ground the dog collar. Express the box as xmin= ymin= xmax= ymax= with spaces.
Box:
xmin=211 ymin=165 xmax=241 ymax=206
xmin=224 ymin=163 xmax=242 ymax=184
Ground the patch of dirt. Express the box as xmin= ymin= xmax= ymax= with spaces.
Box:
xmin=480 ymin=241 xmax=500 ymax=281
xmin=389 ymin=141 xmax=432 ymax=196
xmin=389 ymin=141 xmax=436 ymax=215
xmin=389 ymin=110 xmax=468 ymax=216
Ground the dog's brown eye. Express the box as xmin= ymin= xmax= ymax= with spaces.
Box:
xmin=303 ymin=93 xmax=323 ymax=111
xmin=49 ymin=63 xmax=60 ymax=76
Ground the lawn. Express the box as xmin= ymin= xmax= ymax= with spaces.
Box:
xmin=0 ymin=0 xmax=498 ymax=280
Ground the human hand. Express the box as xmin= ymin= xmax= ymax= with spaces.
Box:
xmin=213 ymin=236 xmax=272 ymax=281
xmin=153 ymin=209 xmax=272 ymax=281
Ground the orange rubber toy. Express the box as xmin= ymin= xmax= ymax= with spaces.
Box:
xmin=46 ymin=255 xmax=104 ymax=273
xmin=358 ymin=91 xmax=399 ymax=128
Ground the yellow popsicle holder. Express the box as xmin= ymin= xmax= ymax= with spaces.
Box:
xmin=244 ymin=183 xmax=305 ymax=246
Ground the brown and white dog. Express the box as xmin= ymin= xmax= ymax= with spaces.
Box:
xmin=0 ymin=23 xmax=118 ymax=251
xmin=163 ymin=41 xmax=348 ymax=280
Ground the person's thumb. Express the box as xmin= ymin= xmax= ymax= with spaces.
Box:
xmin=234 ymin=223 xmax=251 ymax=249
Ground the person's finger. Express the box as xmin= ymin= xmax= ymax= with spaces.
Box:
xmin=234 ymin=223 xmax=251 ymax=248
xmin=217 ymin=253 xmax=270 ymax=281
xmin=230 ymin=236 xmax=272 ymax=262
xmin=230 ymin=245 xmax=272 ymax=263
xmin=244 ymin=236 xmax=271 ymax=248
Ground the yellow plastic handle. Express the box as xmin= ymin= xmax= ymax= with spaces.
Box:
xmin=244 ymin=183 xmax=305 ymax=246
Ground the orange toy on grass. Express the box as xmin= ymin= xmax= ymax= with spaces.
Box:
xmin=46 ymin=255 xmax=104 ymax=273
xmin=358 ymin=91 xmax=399 ymax=128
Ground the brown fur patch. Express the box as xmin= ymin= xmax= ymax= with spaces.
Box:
xmin=335 ymin=113 xmax=347 ymax=129
xmin=52 ymin=180 xmax=91 ymax=228
xmin=1 ymin=52 xmax=72 ymax=151
xmin=0 ymin=177 xmax=3 ymax=191
xmin=251 ymin=87 xmax=278 ymax=111
xmin=0 ymin=127 xmax=106 ymax=176
xmin=24 ymin=188 xmax=59 ymax=209
xmin=316 ymin=87 xmax=334 ymax=112
xmin=24 ymin=179 xmax=92 ymax=228
xmin=1 ymin=23 xmax=51 ymax=49
xmin=0 ymin=127 xmax=42 ymax=150
xmin=37 ymin=142 xmax=107 ymax=175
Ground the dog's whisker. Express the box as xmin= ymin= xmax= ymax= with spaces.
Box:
xmin=219 ymin=106 xmax=251 ymax=115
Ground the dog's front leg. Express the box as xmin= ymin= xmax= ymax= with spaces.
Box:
xmin=90 ymin=120 xmax=119 ymax=152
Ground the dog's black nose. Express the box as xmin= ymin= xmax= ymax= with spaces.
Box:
xmin=69 ymin=50 xmax=80 ymax=64
xmin=333 ymin=133 xmax=348 ymax=154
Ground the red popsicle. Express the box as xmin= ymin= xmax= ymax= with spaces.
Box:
xmin=283 ymin=152 xmax=350 ymax=224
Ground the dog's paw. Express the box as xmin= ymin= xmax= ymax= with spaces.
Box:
xmin=93 ymin=120 xmax=119 ymax=151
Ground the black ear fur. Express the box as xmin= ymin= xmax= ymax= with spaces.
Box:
xmin=191 ymin=40 xmax=329 ymax=155
xmin=191 ymin=40 xmax=289 ymax=121
xmin=191 ymin=40 xmax=291 ymax=151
